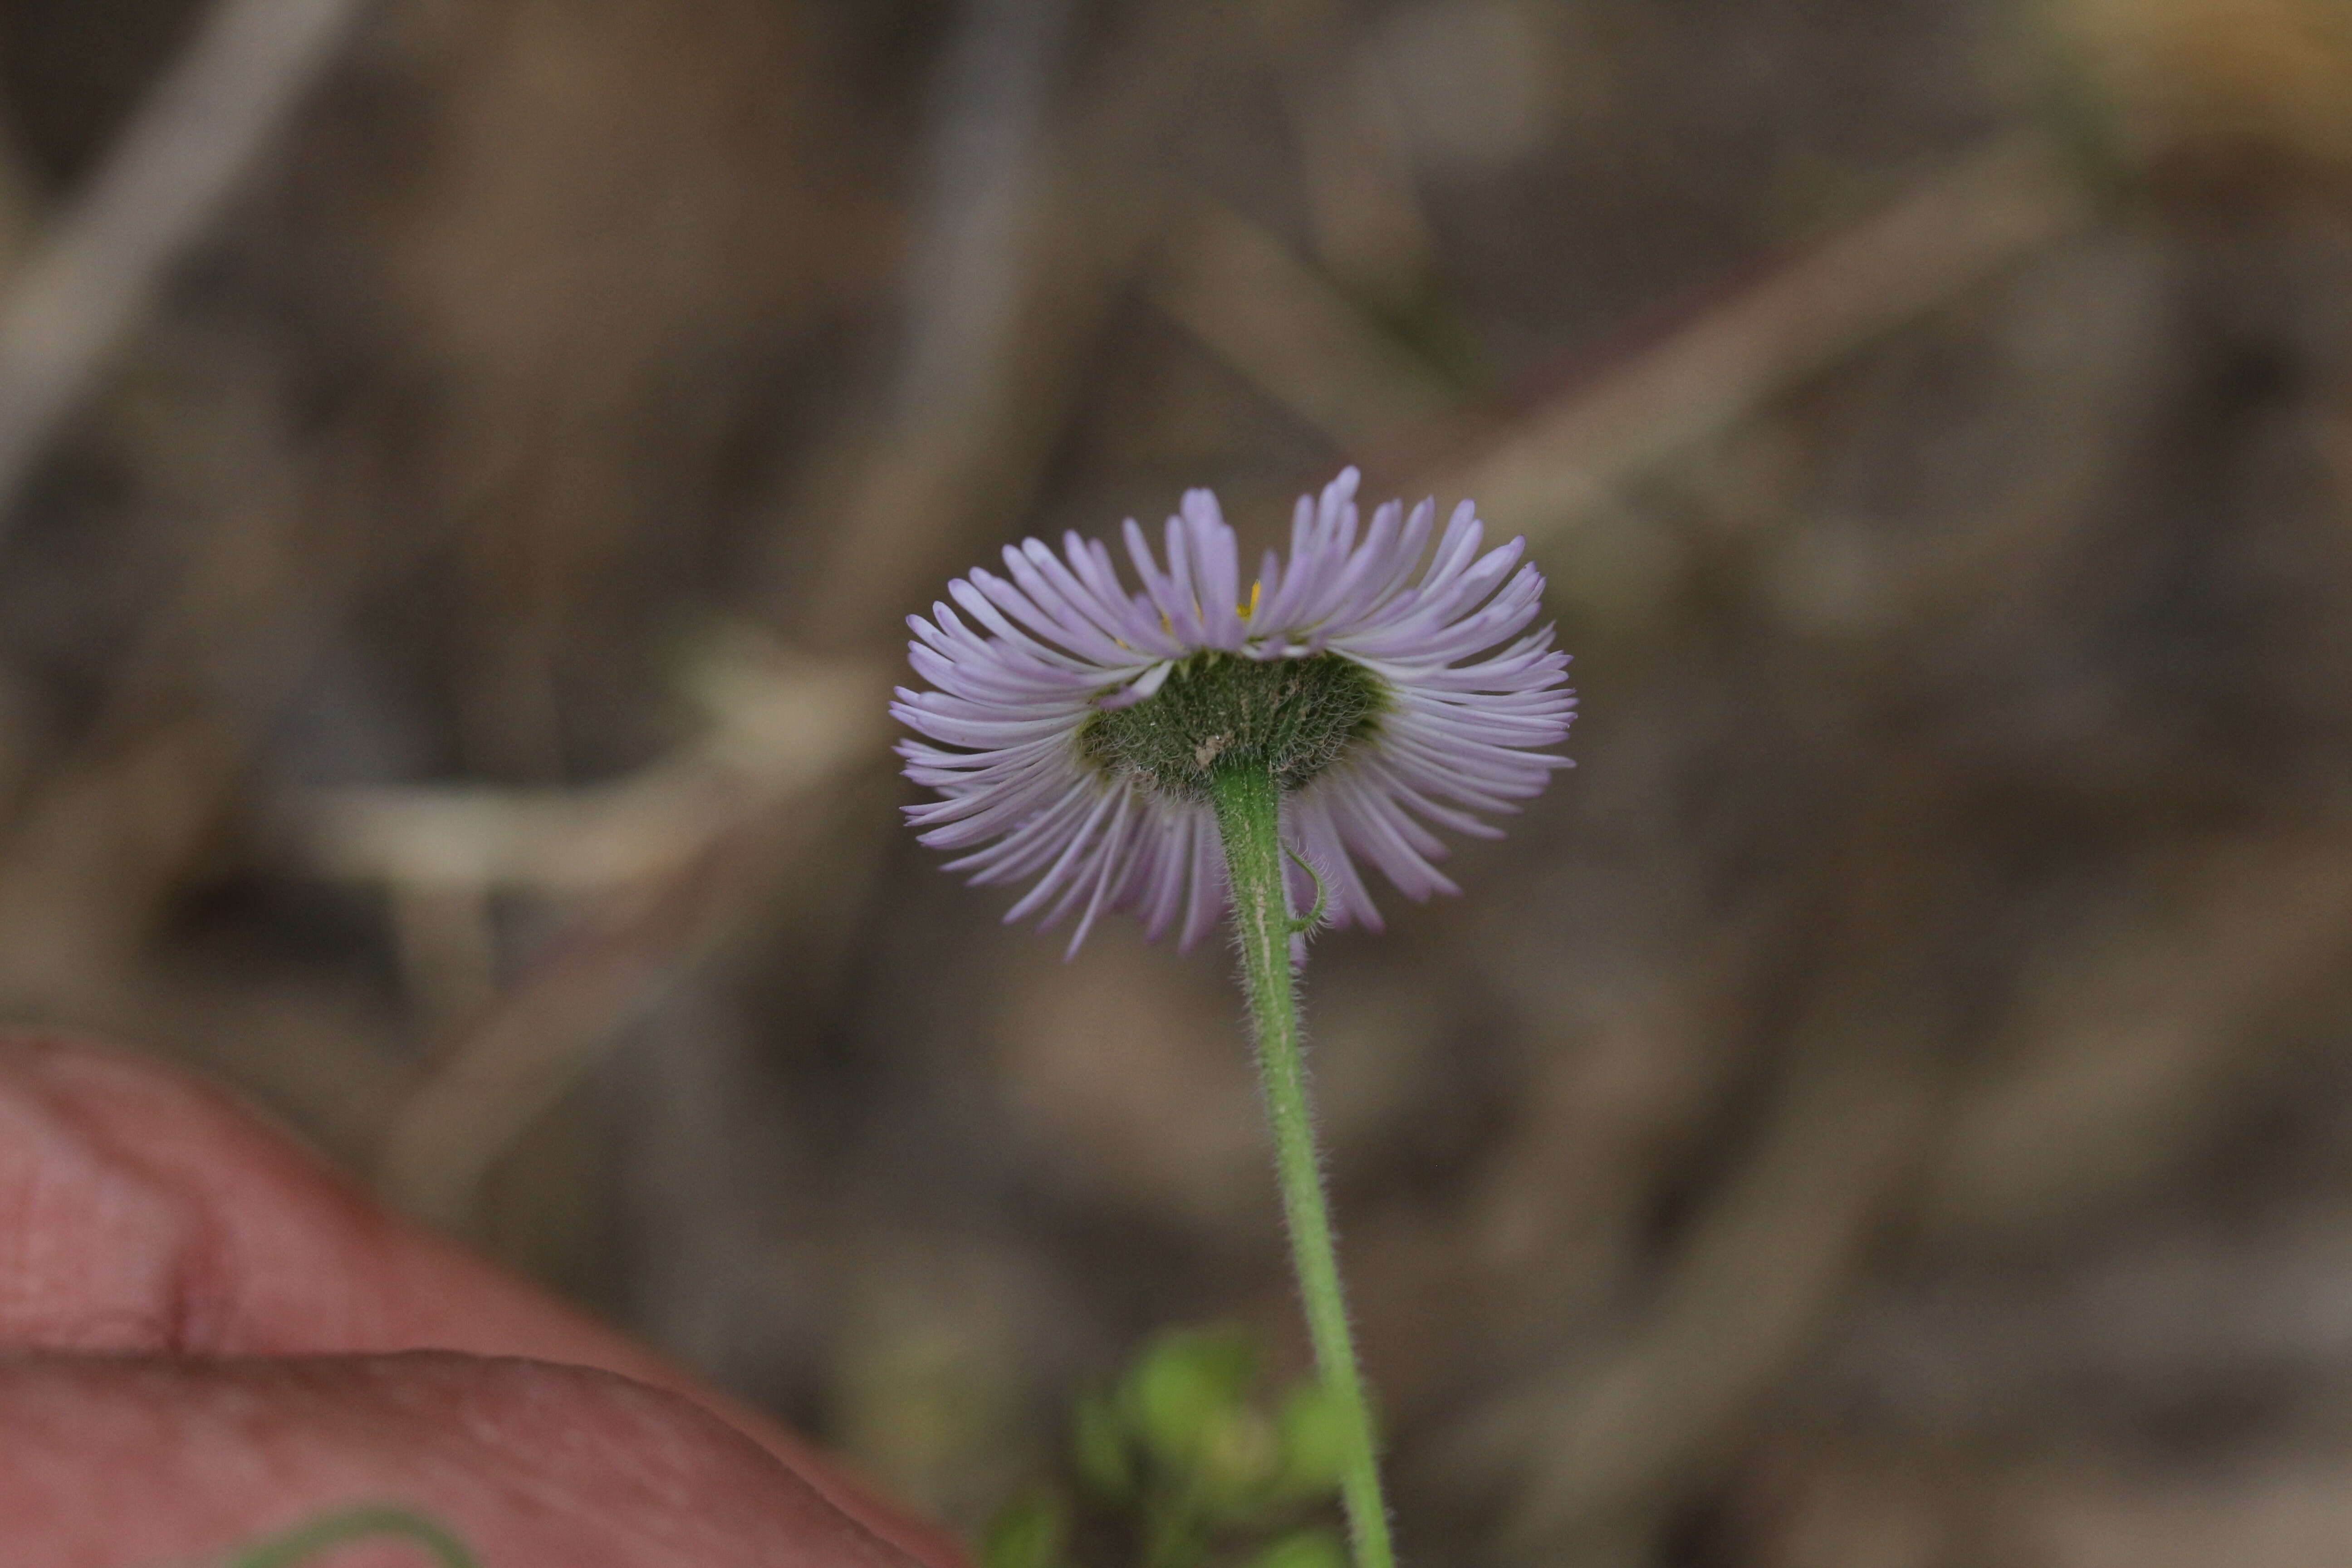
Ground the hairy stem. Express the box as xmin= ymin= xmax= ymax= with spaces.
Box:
xmin=1208 ymin=762 xmax=1396 ymax=1568
xmin=227 ymin=1505 xmax=479 ymax=1568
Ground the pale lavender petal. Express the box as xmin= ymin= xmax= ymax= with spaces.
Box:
xmin=894 ymin=469 xmax=1573 ymax=955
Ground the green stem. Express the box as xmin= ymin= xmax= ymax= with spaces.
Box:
xmin=226 ymin=1506 xmax=479 ymax=1568
xmin=1208 ymin=763 xmax=1396 ymax=1568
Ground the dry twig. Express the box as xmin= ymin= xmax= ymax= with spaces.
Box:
xmin=1144 ymin=187 xmax=1458 ymax=453
xmin=1431 ymin=138 xmax=2089 ymax=543
xmin=0 ymin=0 xmax=376 ymax=524
xmin=304 ymin=646 xmax=891 ymax=1227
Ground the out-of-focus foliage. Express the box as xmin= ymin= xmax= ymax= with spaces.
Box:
xmin=1014 ymin=1324 xmax=1348 ymax=1567
xmin=981 ymin=1489 xmax=1070 ymax=1568
xmin=6 ymin=0 xmax=2352 ymax=1564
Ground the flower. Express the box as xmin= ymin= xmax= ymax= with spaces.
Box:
xmin=893 ymin=468 xmax=1576 ymax=955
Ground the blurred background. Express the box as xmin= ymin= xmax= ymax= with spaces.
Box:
xmin=3 ymin=0 xmax=2352 ymax=1562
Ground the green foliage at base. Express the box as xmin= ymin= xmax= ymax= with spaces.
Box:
xmin=980 ymin=1324 xmax=1355 ymax=1568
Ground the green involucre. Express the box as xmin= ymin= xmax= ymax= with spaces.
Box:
xmin=1079 ymin=652 xmax=1387 ymax=802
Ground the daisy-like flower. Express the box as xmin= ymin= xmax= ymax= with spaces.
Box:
xmin=893 ymin=467 xmax=1575 ymax=955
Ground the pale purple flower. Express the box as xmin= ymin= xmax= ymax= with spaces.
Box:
xmin=893 ymin=468 xmax=1576 ymax=955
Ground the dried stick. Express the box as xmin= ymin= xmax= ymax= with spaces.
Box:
xmin=1428 ymin=138 xmax=2089 ymax=540
xmin=794 ymin=0 xmax=1263 ymax=648
xmin=0 ymin=0 xmax=374 ymax=528
xmin=1145 ymin=187 xmax=1459 ymax=455
xmin=320 ymin=650 xmax=890 ymax=1227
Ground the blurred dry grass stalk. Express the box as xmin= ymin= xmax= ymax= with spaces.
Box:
xmin=2 ymin=0 xmax=2352 ymax=1563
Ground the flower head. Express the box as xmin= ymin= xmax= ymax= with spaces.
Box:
xmin=893 ymin=468 xmax=1575 ymax=954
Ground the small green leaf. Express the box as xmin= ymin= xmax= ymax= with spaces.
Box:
xmin=1245 ymin=1526 xmax=1350 ymax=1568
xmin=1120 ymin=1326 xmax=1260 ymax=1469
xmin=1072 ymin=1388 xmax=1135 ymax=1500
xmin=1193 ymin=1405 xmax=1284 ymax=1521
xmin=979 ymin=1488 xmax=1068 ymax=1568
xmin=1273 ymin=1380 xmax=1352 ymax=1497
